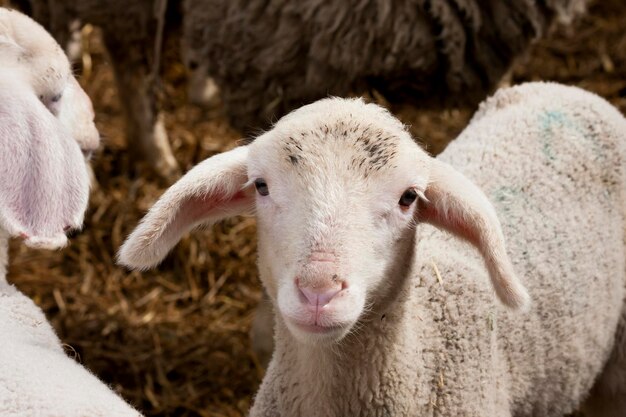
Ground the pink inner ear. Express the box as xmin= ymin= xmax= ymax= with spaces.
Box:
xmin=181 ymin=190 xmax=248 ymax=224
xmin=161 ymin=189 xmax=251 ymax=246
xmin=417 ymin=199 xmax=481 ymax=248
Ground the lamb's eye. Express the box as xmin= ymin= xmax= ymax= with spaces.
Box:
xmin=254 ymin=178 xmax=269 ymax=196
xmin=399 ymin=188 xmax=417 ymax=208
xmin=50 ymin=93 xmax=62 ymax=103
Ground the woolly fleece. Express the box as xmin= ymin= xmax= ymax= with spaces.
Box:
xmin=0 ymin=254 xmax=142 ymax=417
xmin=0 ymin=8 xmax=142 ymax=416
xmin=183 ymin=0 xmax=587 ymax=131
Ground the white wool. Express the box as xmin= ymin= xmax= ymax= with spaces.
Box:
xmin=0 ymin=8 xmax=141 ymax=416
xmin=0 ymin=269 xmax=142 ymax=417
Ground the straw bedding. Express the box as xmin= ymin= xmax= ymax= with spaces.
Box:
xmin=4 ymin=0 xmax=625 ymax=415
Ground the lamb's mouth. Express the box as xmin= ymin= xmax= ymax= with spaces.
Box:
xmin=284 ymin=317 xmax=354 ymax=341
xmin=293 ymin=321 xmax=346 ymax=334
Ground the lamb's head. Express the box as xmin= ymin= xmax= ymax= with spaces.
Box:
xmin=0 ymin=8 xmax=99 ymax=157
xmin=0 ymin=8 xmax=99 ymax=249
xmin=247 ymin=100 xmax=432 ymax=341
xmin=119 ymin=98 xmax=529 ymax=344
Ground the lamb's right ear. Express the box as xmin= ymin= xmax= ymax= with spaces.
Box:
xmin=417 ymin=158 xmax=530 ymax=310
xmin=118 ymin=146 xmax=254 ymax=270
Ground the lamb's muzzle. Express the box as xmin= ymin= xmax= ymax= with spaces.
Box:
xmin=290 ymin=259 xmax=348 ymax=335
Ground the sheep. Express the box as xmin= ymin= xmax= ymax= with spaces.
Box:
xmin=0 ymin=9 xmax=142 ymax=416
xmin=182 ymin=0 xmax=588 ymax=132
xmin=18 ymin=0 xmax=180 ymax=180
xmin=119 ymin=82 xmax=626 ymax=416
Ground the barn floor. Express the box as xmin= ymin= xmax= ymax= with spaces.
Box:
xmin=6 ymin=1 xmax=626 ymax=416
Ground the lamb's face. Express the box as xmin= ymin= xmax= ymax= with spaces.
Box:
xmin=248 ymin=99 xmax=429 ymax=343
xmin=56 ymin=76 xmax=100 ymax=158
xmin=0 ymin=8 xmax=99 ymax=158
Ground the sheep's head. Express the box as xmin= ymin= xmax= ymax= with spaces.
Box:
xmin=0 ymin=8 xmax=99 ymax=158
xmin=0 ymin=8 xmax=99 ymax=249
xmin=119 ymin=98 xmax=529 ymax=344
xmin=247 ymin=100 xmax=432 ymax=342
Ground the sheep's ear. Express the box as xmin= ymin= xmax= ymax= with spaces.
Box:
xmin=0 ymin=79 xmax=90 ymax=250
xmin=118 ymin=146 xmax=254 ymax=270
xmin=417 ymin=158 xmax=530 ymax=310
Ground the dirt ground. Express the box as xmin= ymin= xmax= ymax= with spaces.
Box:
xmin=5 ymin=1 xmax=626 ymax=416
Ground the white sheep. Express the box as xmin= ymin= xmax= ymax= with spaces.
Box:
xmin=0 ymin=8 xmax=141 ymax=416
xmin=119 ymin=82 xmax=626 ymax=416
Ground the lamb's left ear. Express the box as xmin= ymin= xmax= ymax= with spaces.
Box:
xmin=417 ymin=158 xmax=530 ymax=310
xmin=118 ymin=146 xmax=254 ymax=270
xmin=0 ymin=79 xmax=89 ymax=250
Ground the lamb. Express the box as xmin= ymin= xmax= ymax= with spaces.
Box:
xmin=20 ymin=0 xmax=180 ymax=180
xmin=0 ymin=9 xmax=141 ymax=416
xmin=182 ymin=0 xmax=588 ymax=132
xmin=120 ymin=82 xmax=626 ymax=416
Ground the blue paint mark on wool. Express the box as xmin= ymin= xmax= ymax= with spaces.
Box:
xmin=539 ymin=109 xmax=607 ymax=161
xmin=539 ymin=110 xmax=570 ymax=161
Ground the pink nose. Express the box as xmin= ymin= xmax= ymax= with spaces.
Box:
xmin=297 ymin=281 xmax=343 ymax=307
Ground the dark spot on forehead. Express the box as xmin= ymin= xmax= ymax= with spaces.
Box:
xmin=279 ymin=119 xmax=401 ymax=177
xmin=351 ymin=129 xmax=399 ymax=174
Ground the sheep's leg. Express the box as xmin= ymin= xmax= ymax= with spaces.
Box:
xmin=582 ymin=309 xmax=626 ymax=417
xmin=101 ymin=32 xmax=180 ymax=181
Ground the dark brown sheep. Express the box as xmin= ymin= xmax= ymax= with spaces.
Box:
xmin=183 ymin=0 xmax=587 ymax=132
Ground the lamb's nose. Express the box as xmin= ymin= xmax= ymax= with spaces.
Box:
xmin=297 ymin=281 xmax=344 ymax=307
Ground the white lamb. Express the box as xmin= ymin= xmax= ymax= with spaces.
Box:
xmin=0 ymin=8 xmax=141 ymax=416
xmin=120 ymin=82 xmax=626 ymax=416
